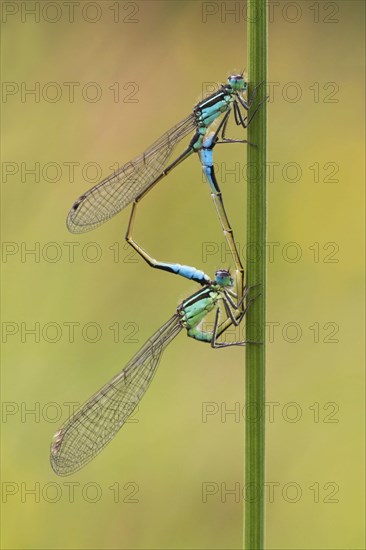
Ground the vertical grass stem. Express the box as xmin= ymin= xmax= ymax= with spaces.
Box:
xmin=245 ymin=0 xmax=268 ymax=548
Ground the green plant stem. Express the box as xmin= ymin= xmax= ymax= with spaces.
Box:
xmin=245 ymin=1 xmax=267 ymax=548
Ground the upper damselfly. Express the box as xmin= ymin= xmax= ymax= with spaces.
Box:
xmin=66 ymin=74 xmax=262 ymax=234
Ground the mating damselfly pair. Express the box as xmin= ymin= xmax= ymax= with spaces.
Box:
xmin=51 ymin=73 xmax=264 ymax=476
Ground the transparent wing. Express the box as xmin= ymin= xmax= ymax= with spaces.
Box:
xmin=50 ymin=314 xmax=182 ymax=476
xmin=67 ymin=114 xmax=196 ymax=233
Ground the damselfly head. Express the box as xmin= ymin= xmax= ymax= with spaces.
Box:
xmin=215 ymin=269 xmax=233 ymax=288
xmin=227 ymin=74 xmax=247 ymax=92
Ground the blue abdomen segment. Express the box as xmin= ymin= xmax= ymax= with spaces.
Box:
xmin=199 ymin=142 xmax=220 ymax=194
xmin=200 ymin=145 xmax=213 ymax=167
xmin=158 ymin=262 xmax=210 ymax=285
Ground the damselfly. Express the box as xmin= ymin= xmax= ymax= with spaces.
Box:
xmin=66 ymin=74 xmax=263 ymax=234
xmin=50 ymin=267 xmax=256 ymax=476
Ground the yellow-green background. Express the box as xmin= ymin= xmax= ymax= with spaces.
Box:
xmin=1 ymin=1 xmax=364 ymax=548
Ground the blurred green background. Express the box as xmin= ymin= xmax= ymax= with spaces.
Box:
xmin=1 ymin=1 xmax=364 ymax=548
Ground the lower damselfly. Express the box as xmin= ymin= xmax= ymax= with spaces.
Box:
xmin=50 ymin=267 xmax=257 ymax=476
xmin=66 ymin=74 xmax=263 ymax=234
